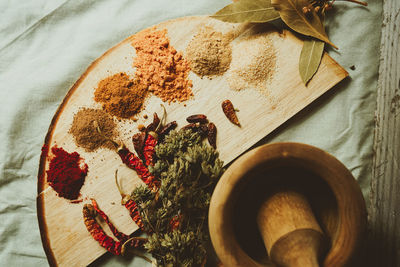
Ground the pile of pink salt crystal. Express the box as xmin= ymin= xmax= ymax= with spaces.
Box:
xmin=132 ymin=27 xmax=193 ymax=103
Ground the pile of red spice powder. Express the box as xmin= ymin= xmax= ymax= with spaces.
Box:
xmin=45 ymin=146 xmax=88 ymax=200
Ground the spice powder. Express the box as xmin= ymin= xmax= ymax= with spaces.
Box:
xmin=186 ymin=26 xmax=232 ymax=78
xmin=69 ymin=108 xmax=117 ymax=151
xmin=228 ymin=33 xmax=276 ymax=95
xmin=46 ymin=146 xmax=88 ymax=200
xmin=94 ymin=72 xmax=147 ymax=119
xmin=132 ymin=27 xmax=193 ymax=103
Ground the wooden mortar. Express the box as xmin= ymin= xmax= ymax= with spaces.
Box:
xmin=208 ymin=142 xmax=366 ymax=267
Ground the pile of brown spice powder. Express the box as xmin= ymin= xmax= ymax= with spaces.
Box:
xmin=228 ymin=33 xmax=277 ymax=94
xmin=186 ymin=26 xmax=232 ymax=78
xmin=132 ymin=28 xmax=193 ymax=103
xmin=69 ymin=108 xmax=117 ymax=151
xmin=94 ymin=72 xmax=147 ymax=119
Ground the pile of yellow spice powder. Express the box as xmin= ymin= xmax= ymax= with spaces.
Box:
xmin=94 ymin=72 xmax=148 ymax=119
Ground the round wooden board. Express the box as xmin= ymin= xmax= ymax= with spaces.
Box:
xmin=37 ymin=16 xmax=347 ymax=267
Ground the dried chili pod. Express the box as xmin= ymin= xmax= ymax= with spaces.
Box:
xmin=207 ymin=122 xmax=217 ymax=149
xmin=83 ymin=203 xmax=148 ymax=257
xmin=221 ymin=100 xmax=241 ymax=127
xmin=91 ymin=199 xmax=130 ymax=241
xmin=186 ymin=114 xmax=208 ymax=124
xmin=132 ymin=132 xmax=146 ymax=158
xmin=115 ymin=170 xmax=148 ymax=232
xmin=117 ymin=147 xmax=160 ymax=190
xmin=159 ymin=121 xmax=177 ymax=136
xmin=198 ymin=124 xmax=209 ymax=138
xmin=181 ymin=123 xmax=199 ymax=131
xmin=146 ymin=112 xmax=160 ymax=133
xmin=169 ymin=214 xmax=182 ymax=231
xmin=143 ymin=133 xmax=157 ymax=166
xmin=83 ymin=204 xmax=124 ymax=255
xmin=124 ymin=199 xmax=146 ymax=231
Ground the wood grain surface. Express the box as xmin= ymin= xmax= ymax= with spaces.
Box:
xmin=368 ymin=0 xmax=400 ymax=265
xmin=37 ymin=16 xmax=347 ymax=267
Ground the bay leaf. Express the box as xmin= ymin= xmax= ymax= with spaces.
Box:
xmin=271 ymin=0 xmax=337 ymax=48
xmin=211 ymin=0 xmax=280 ymax=23
xmin=299 ymin=38 xmax=324 ymax=84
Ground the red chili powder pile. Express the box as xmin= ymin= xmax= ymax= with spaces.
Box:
xmin=132 ymin=28 xmax=193 ymax=103
xmin=45 ymin=146 xmax=88 ymax=200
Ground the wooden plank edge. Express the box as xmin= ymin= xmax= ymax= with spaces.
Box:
xmin=368 ymin=0 xmax=400 ymax=265
xmin=37 ymin=193 xmax=58 ymax=267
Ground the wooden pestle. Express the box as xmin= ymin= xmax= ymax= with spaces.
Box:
xmin=256 ymin=190 xmax=327 ymax=267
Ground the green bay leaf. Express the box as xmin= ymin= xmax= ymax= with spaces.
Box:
xmin=271 ymin=0 xmax=337 ymax=48
xmin=299 ymin=38 xmax=324 ymax=84
xmin=211 ymin=0 xmax=280 ymax=23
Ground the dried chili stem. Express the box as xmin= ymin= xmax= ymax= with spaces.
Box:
xmin=122 ymin=245 xmax=152 ymax=263
xmin=115 ymin=169 xmax=147 ymax=231
xmin=121 ymin=236 xmax=150 ymax=259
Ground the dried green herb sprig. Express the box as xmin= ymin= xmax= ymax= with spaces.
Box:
xmin=131 ymin=129 xmax=224 ymax=266
xmin=145 ymin=230 xmax=207 ymax=267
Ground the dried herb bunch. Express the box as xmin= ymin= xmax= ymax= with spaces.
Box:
xmin=131 ymin=129 xmax=224 ymax=266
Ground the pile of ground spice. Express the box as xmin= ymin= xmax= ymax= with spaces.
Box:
xmin=132 ymin=28 xmax=193 ymax=103
xmin=46 ymin=146 xmax=88 ymax=200
xmin=94 ymin=72 xmax=147 ymax=119
xmin=186 ymin=26 xmax=232 ymax=78
xmin=228 ymin=34 xmax=276 ymax=94
xmin=69 ymin=108 xmax=117 ymax=151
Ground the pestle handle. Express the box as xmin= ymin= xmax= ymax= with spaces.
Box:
xmin=256 ymin=190 xmax=326 ymax=267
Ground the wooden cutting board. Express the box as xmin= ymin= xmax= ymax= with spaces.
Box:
xmin=37 ymin=16 xmax=347 ymax=267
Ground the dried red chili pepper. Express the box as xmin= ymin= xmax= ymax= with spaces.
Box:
xmin=132 ymin=132 xmax=147 ymax=159
xmin=117 ymin=146 xmax=160 ymax=189
xmin=181 ymin=123 xmax=199 ymax=131
xmin=124 ymin=199 xmax=146 ymax=232
xmin=83 ymin=204 xmax=123 ymax=255
xmin=146 ymin=112 xmax=160 ymax=133
xmin=221 ymin=99 xmax=241 ymax=127
xmin=83 ymin=204 xmax=148 ymax=256
xmin=186 ymin=114 xmax=208 ymax=124
xmin=94 ymin=119 xmax=159 ymax=231
xmin=198 ymin=124 xmax=209 ymax=138
xmin=91 ymin=199 xmax=129 ymax=241
xmin=115 ymin=170 xmax=148 ymax=232
xmin=181 ymin=122 xmax=210 ymax=138
xmin=169 ymin=214 xmax=182 ymax=231
xmin=143 ymin=133 xmax=157 ymax=166
xmin=142 ymin=107 xmax=168 ymax=166
xmin=207 ymin=123 xmax=217 ymax=149
xmin=95 ymin=121 xmax=159 ymax=189
xmin=159 ymin=121 xmax=177 ymax=137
